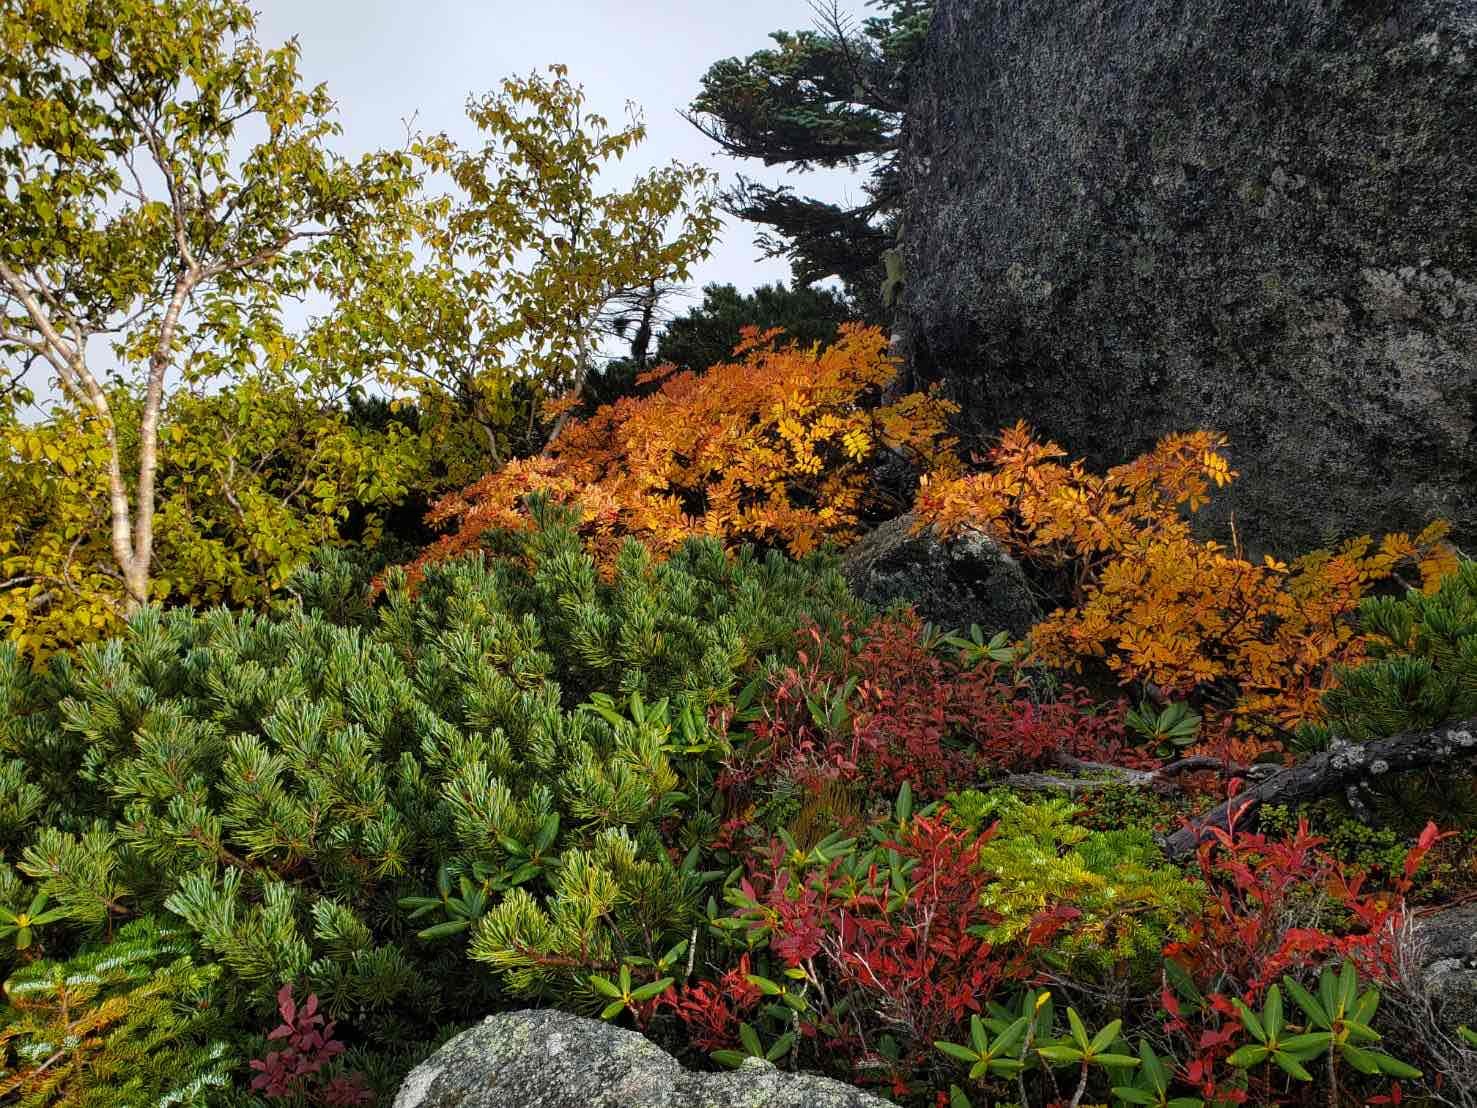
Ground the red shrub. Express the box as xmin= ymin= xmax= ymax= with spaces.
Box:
xmin=249 ymin=985 xmax=372 ymax=1105
xmin=1159 ymin=809 xmax=1443 ymax=1103
xmin=719 ymin=815 xmax=1027 ymax=1092
xmin=661 ymin=954 xmax=765 ymax=1052
xmin=724 ymin=614 xmax=1141 ymax=807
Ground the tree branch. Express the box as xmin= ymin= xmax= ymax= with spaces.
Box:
xmin=992 ymin=752 xmax=1262 ymax=797
xmin=1164 ymin=717 xmax=1477 ymax=858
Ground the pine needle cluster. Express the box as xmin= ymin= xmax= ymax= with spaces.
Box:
xmin=0 ymin=501 xmax=857 ymax=1082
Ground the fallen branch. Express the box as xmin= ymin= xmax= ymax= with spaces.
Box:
xmin=1163 ymin=716 xmax=1477 ymax=859
xmin=994 ymin=752 xmax=1260 ymax=796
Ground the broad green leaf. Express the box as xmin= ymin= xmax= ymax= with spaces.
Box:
xmin=1224 ymin=1044 xmax=1270 ymax=1069
xmin=1089 ymin=1019 xmax=1123 ymax=1055
xmin=739 ymin=1022 xmax=762 ymax=1057
xmin=630 ymin=977 xmax=673 ymax=1002
xmin=1233 ymin=999 xmax=1266 ymax=1044
xmin=1283 ymin=975 xmax=1330 ymax=1028
xmin=1372 ymin=1053 xmax=1422 ymax=1079
xmin=934 ymin=1041 xmax=980 ymax=1065
xmin=589 ymin=975 xmax=623 ymax=999
xmin=1066 ymin=1006 xmax=1091 ymax=1050
xmin=1270 ymin=1051 xmax=1314 ymax=1082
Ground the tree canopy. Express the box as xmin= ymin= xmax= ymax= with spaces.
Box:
xmin=655 ymin=281 xmax=856 ymax=373
xmin=686 ymin=1 xmax=933 ymax=319
xmin=0 ymin=0 xmax=425 ymax=644
xmin=0 ymin=9 xmax=717 ymax=656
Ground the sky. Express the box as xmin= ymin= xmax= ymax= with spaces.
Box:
xmin=250 ymin=0 xmax=867 ymax=306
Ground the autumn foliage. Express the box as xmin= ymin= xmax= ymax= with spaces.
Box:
xmin=915 ymin=422 xmax=1458 ymax=734
xmin=722 ymin=615 xmax=1139 ymax=808
xmin=406 ymin=324 xmax=957 ymax=582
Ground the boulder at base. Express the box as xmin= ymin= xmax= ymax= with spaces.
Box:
xmin=392 ymin=1008 xmax=890 ymax=1108
xmin=900 ymin=0 xmax=1477 ymax=554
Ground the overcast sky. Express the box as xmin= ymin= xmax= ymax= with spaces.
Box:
xmin=251 ymin=0 xmax=866 ymax=303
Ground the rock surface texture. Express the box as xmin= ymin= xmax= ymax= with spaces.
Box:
xmin=1418 ymin=904 xmax=1477 ymax=1027
xmin=900 ymin=0 xmax=1477 ymax=553
xmin=842 ymin=511 xmax=1041 ymax=636
xmin=392 ymin=1008 xmax=892 ymax=1108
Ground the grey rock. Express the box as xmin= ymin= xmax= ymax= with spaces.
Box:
xmin=1418 ymin=904 xmax=1477 ymax=962
xmin=900 ymin=0 xmax=1477 ymax=555
xmin=391 ymin=1008 xmax=890 ymax=1108
xmin=1424 ymin=957 xmax=1477 ymax=1027
xmin=842 ymin=511 xmax=1041 ymax=636
xmin=1417 ymin=906 xmax=1477 ymax=1025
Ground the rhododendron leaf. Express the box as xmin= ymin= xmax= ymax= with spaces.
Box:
xmin=745 ymin=974 xmax=783 ymax=996
xmin=895 ymin=781 xmax=913 ymax=824
xmin=739 ymin=1022 xmax=762 ymax=1056
xmin=764 ymin=1032 xmax=794 ymax=1062
xmin=1337 ymin=962 xmax=1359 ymax=1014
xmin=1338 ymin=1043 xmax=1383 ymax=1075
xmin=416 ymin=919 xmax=470 ymax=941
xmin=1372 ymin=1053 xmax=1422 ymax=1079
xmin=630 ymin=978 xmax=674 ymax=1002
xmin=993 ymin=1017 xmax=1029 ymax=1056
xmin=1271 ymin=1050 xmax=1314 ymax=1082
xmin=1089 ymin=1019 xmax=1123 ymax=1055
xmin=1138 ymin=1041 xmax=1169 ymax=1092
xmin=589 ymin=975 xmax=623 ymax=999
xmin=1037 ymin=1044 xmax=1085 ymax=1063
xmin=1112 ymin=1089 xmax=1156 ymax=1106
xmin=1262 ymin=985 xmax=1284 ymax=1039
xmin=1352 ymin=987 xmax=1380 ymax=1027
xmin=1225 ymin=1044 xmax=1269 ymax=1068
xmin=1283 ymin=976 xmax=1330 ymax=1028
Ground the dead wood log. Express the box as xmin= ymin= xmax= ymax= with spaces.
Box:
xmin=1163 ymin=716 xmax=1477 ymax=859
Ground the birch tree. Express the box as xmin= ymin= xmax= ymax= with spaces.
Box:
xmin=0 ymin=0 xmax=420 ymax=612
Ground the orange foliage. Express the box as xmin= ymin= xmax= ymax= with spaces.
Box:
xmin=407 ymin=324 xmax=958 ymax=582
xmin=914 ymin=422 xmax=1457 ymax=734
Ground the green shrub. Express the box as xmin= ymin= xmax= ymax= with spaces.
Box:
xmin=1295 ymin=556 xmax=1477 ymax=828
xmin=0 ymin=916 xmax=231 ymax=1106
xmin=942 ymin=791 xmax=1201 ymax=978
xmin=0 ymin=501 xmax=858 ymax=1055
xmin=1299 ymin=556 xmax=1477 ymax=748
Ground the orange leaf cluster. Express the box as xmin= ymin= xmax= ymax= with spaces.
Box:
xmin=914 ymin=422 xmax=1457 ymax=733
xmin=407 ymin=325 xmax=958 ymax=582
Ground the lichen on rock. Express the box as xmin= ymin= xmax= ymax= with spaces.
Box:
xmin=900 ymin=0 xmax=1477 ymax=555
xmin=391 ymin=1009 xmax=892 ymax=1108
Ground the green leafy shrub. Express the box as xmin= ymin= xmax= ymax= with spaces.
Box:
xmin=1295 ymin=556 xmax=1477 ymax=828
xmin=0 ymin=501 xmax=858 ymax=1058
xmin=942 ymin=791 xmax=1201 ymax=978
xmin=1225 ymin=964 xmax=1421 ymax=1087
